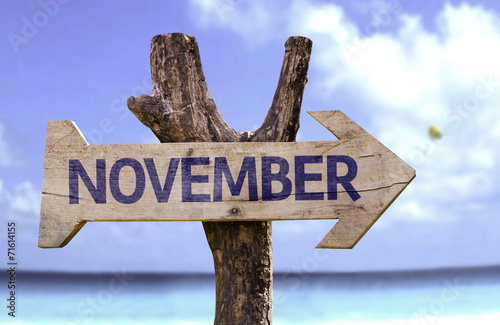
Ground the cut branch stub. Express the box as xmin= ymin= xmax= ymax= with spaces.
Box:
xmin=128 ymin=33 xmax=312 ymax=143
xmin=128 ymin=33 xmax=239 ymax=143
xmin=251 ymin=36 xmax=312 ymax=142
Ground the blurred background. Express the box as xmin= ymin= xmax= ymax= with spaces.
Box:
xmin=0 ymin=0 xmax=499 ymax=324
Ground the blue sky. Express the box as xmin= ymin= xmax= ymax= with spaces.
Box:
xmin=1 ymin=0 xmax=499 ymax=273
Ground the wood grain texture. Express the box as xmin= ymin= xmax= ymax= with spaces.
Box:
xmin=39 ymin=111 xmax=415 ymax=248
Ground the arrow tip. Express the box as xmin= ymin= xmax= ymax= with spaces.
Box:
xmin=40 ymin=121 xmax=88 ymax=248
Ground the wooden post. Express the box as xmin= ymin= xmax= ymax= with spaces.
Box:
xmin=127 ymin=33 xmax=312 ymax=325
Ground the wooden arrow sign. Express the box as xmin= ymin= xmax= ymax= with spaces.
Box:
xmin=39 ymin=110 xmax=415 ymax=249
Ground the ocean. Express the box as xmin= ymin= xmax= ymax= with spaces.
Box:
xmin=3 ymin=266 xmax=500 ymax=324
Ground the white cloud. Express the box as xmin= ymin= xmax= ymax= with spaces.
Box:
xmin=0 ymin=121 xmax=39 ymax=216
xmin=10 ymin=181 xmax=41 ymax=215
xmin=330 ymin=4 xmax=500 ymax=224
xmin=0 ymin=179 xmax=40 ymax=220
xmin=189 ymin=1 xmax=500 ymax=224
xmin=189 ymin=0 xmax=283 ymax=45
xmin=0 ymin=123 xmax=20 ymax=167
xmin=0 ymin=179 xmax=12 ymax=204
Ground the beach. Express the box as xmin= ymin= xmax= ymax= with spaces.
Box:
xmin=2 ymin=266 xmax=498 ymax=324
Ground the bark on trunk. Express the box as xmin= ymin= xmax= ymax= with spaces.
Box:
xmin=128 ymin=32 xmax=312 ymax=325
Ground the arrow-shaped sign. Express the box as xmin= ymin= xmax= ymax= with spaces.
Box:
xmin=39 ymin=110 xmax=415 ymax=249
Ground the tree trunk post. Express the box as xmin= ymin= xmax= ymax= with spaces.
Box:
xmin=128 ymin=33 xmax=312 ymax=325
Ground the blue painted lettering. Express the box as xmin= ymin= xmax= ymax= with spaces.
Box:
xmin=69 ymin=159 xmax=106 ymax=204
xmin=295 ymin=155 xmax=324 ymax=200
xmin=144 ymin=158 xmax=180 ymax=203
xmin=327 ymin=155 xmax=360 ymax=201
xmin=262 ymin=156 xmax=292 ymax=201
xmin=109 ymin=158 xmax=146 ymax=204
xmin=68 ymin=155 xmax=360 ymax=204
xmin=182 ymin=157 xmax=210 ymax=202
xmin=213 ymin=157 xmax=258 ymax=201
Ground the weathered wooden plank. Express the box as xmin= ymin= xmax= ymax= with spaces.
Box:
xmin=39 ymin=110 xmax=415 ymax=248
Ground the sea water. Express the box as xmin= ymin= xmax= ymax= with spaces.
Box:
xmin=2 ymin=266 xmax=499 ymax=325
